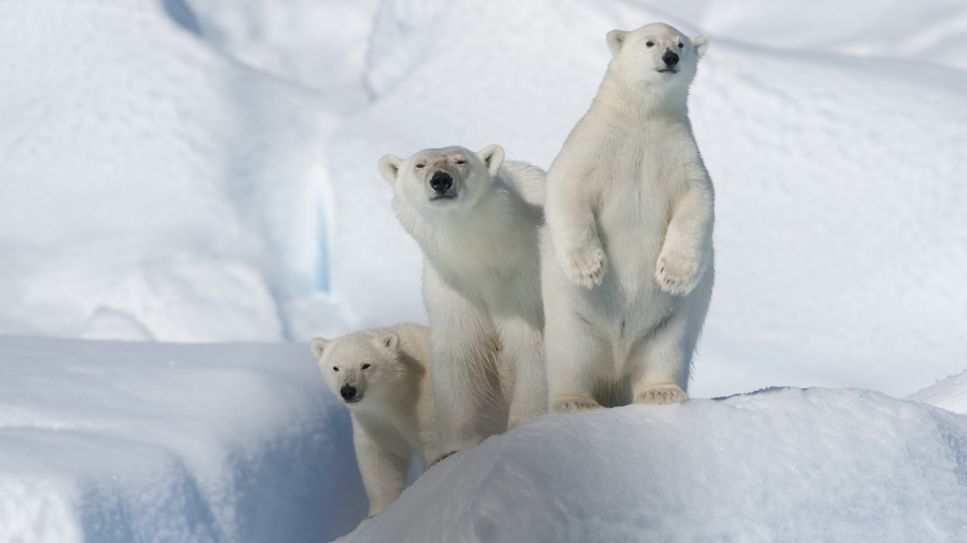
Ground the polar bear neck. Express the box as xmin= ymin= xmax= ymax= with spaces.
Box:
xmin=592 ymin=68 xmax=692 ymax=126
xmin=414 ymin=177 xmax=540 ymax=276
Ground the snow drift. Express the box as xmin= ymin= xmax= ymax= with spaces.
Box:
xmin=0 ymin=336 xmax=367 ymax=543
xmin=911 ymin=370 xmax=967 ymax=415
xmin=345 ymin=388 xmax=967 ymax=542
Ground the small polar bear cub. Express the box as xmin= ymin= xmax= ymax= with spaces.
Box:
xmin=378 ymin=145 xmax=547 ymax=459
xmin=543 ymin=23 xmax=714 ymax=412
xmin=310 ymin=324 xmax=437 ymax=518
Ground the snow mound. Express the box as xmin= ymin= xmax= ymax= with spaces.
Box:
xmin=0 ymin=336 xmax=366 ymax=542
xmin=346 ymin=388 xmax=967 ymax=542
xmin=911 ymin=370 xmax=967 ymax=415
xmin=0 ymin=0 xmax=335 ymax=342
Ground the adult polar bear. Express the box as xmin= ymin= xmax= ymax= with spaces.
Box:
xmin=543 ymin=23 xmax=714 ymax=412
xmin=379 ymin=145 xmax=547 ymax=457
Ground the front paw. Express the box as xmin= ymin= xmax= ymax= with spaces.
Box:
xmin=655 ymin=252 xmax=702 ymax=295
xmin=634 ymin=383 xmax=688 ymax=404
xmin=552 ymin=395 xmax=603 ymax=414
xmin=561 ymin=245 xmax=607 ymax=288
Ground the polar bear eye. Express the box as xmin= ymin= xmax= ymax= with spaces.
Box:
xmin=678 ymin=42 xmax=684 ymax=49
xmin=646 ymin=41 xmax=654 ymax=47
xmin=361 ymin=363 xmax=371 ymax=370
xmin=455 ymin=160 xmax=466 ymax=165
xmin=332 ymin=366 xmax=339 ymax=372
xmin=415 ymin=164 xmax=425 ymax=169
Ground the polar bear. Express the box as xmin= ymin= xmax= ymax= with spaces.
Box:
xmin=310 ymin=324 xmax=437 ymax=517
xmin=542 ymin=23 xmax=714 ymax=412
xmin=378 ymin=145 xmax=547 ymax=458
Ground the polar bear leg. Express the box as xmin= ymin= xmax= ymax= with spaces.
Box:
xmin=545 ymin=309 xmax=607 ymax=413
xmin=426 ymin=271 xmax=505 ymax=453
xmin=500 ymin=317 xmax=548 ymax=429
xmin=629 ymin=303 xmax=701 ymax=405
xmin=353 ymin=421 xmax=408 ymax=517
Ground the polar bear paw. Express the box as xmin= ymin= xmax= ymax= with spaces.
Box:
xmin=655 ymin=252 xmax=701 ymax=295
xmin=634 ymin=383 xmax=688 ymax=405
xmin=552 ymin=395 xmax=603 ymax=414
xmin=562 ymin=245 xmax=607 ymax=288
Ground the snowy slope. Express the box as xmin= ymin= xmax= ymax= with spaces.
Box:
xmin=346 ymin=388 xmax=967 ymax=542
xmin=0 ymin=336 xmax=367 ymax=542
xmin=0 ymin=0 xmax=336 ymax=342
xmin=911 ymin=370 xmax=967 ymax=415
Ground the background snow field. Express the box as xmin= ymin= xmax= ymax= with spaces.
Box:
xmin=0 ymin=0 xmax=966 ymax=540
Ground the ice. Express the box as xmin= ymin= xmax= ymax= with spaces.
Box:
xmin=346 ymin=388 xmax=967 ymax=542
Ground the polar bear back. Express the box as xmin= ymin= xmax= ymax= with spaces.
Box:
xmin=500 ymin=160 xmax=545 ymax=208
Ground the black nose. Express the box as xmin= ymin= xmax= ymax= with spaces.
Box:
xmin=429 ymin=171 xmax=453 ymax=193
xmin=340 ymin=384 xmax=357 ymax=401
xmin=662 ymin=50 xmax=679 ymax=67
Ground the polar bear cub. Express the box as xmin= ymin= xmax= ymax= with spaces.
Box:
xmin=310 ymin=324 xmax=437 ymax=517
xmin=378 ymin=145 xmax=547 ymax=458
xmin=543 ymin=23 xmax=714 ymax=412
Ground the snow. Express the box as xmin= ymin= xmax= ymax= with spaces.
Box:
xmin=346 ymin=388 xmax=967 ymax=542
xmin=911 ymin=370 xmax=967 ymax=415
xmin=0 ymin=336 xmax=367 ymax=542
xmin=1 ymin=0 xmax=967 ymax=540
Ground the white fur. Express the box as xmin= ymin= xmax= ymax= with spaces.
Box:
xmin=542 ymin=23 xmax=714 ymax=412
xmin=310 ymin=324 xmax=437 ymax=517
xmin=378 ymin=145 xmax=547 ymax=457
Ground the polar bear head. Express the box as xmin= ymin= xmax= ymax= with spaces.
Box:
xmin=605 ymin=23 xmax=708 ymax=94
xmin=310 ymin=330 xmax=413 ymax=408
xmin=378 ymin=145 xmax=505 ymax=217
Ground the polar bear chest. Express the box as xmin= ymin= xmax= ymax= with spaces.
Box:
xmin=594 ymin=127 xmax=690 ymax=285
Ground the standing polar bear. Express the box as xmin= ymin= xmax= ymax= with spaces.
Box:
xmin=543 ymin=23 xmax=714 ymax=412
xmin=378 ymin=145 xmax=547 ymax=458
xmin=310 ymin=324 xmax=437 ymax=517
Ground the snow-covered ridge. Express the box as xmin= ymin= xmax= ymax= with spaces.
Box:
xmin=345 ymin=388 xmax=967 ymax=542
xmin=911 ymin=370 xmax=967 ymax=415
xmin=0 ymin=336 xmax=367 ymax=542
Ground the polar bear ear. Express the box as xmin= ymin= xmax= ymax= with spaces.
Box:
xmin=692 ymin=36 xmax=709 ymax=59
xmin=376 ymin=331 xmax=400 ymax=353
xmin=607 ymin=29 xmax=628 ymax=56
xmin=378 ymin=155 xmax=402 ymax=185
xmin=477 ymin=144 xmax=505 ymax=176
xmin=309 ymin=337 xmax=330 ymax=360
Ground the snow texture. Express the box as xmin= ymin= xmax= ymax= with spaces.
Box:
xmin=346 ymin=388 xmax=967 ymax=542
xmin=0 ymin=336 xmax=365 ymax=542
xmin=911 ymin=370 xmax=967 ymax=415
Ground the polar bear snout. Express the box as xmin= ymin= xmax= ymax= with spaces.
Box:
xmin=340 ymin=383 xmax=361 ymax=403
xmin=429 ymin=171 xmax=454 ymax=196
xmin=661 ymin=50 xmax=679 ymax=68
